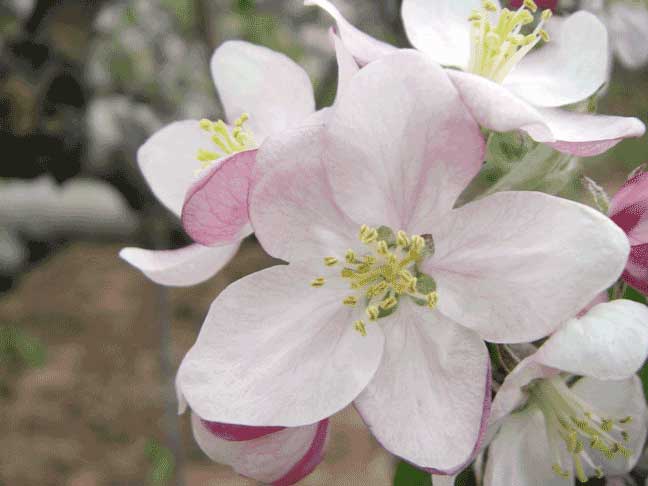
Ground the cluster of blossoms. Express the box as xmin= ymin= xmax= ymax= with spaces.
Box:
xmin=121 ymin=0 xmax=648 ymax=484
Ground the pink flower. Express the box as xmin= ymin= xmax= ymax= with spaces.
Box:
xmin=485 ymin=299 xmax=648 ymax=485
xmin=306 ymin=0 xmax=645 ymax=157
xmin=609 ymin=171 xmax=648 ymax=295
xmin=120 ymin=37 xmax=356 ymax=286
xmin=176 ymin=51 xmax=629 ymax=476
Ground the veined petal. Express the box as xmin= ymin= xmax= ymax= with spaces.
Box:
xmin=422 ymin=191 xmax=630 ymax=343
xmin=534 ymin=300 xmax=648 ymax=380
xmin=504 ymin=11 xmax=609 ymax=108
xmin=192 ymin=413 xmax=328 ymax=485
xmin=305 ymin=0 xmax=396 ymax=65
xmin=119 ymin=242 xmax=241 ymax=287
xmin=325 ymin=50 xmax=484 ymax=235
xmin=401 ymin=0 xmax=483 ymax=69
xmin=484 ymin=408 xmax=573 ymax=486
xmin=354 ymin=300 xmax=490 ymax=472
xmin=211 ymin=40 xmax=315 ymax=141
xmin=177 ymin=263 xmax=384 ymax=426
xmin=138 ymin=120 xmax=212 ymax=217
xmin=181 ymin=150 xmax=257 ymax=246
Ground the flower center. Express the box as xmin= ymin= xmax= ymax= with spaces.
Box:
xmin=467 ymin=0 xmax=552 ymax=83
xmin=196 ymin=114 xmax=256 ymax=170
xmin=527 ymin=377 xmax=634 ymax=482
xmin=311 ymin=225 xmax=438 ymax=336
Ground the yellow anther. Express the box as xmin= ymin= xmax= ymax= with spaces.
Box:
xmin=539 ymin=29 xmax=550 ymax=42
xmin=427 ymin=291 xmax=438 ymax=308
xmin=354 ymin=320 xmax=367 ymax=337
xmin=377 ymin=240 xmax=389 ymax=255
xmin=379 ymin=296 xmax=398 ymax=310
xmin=197 ymin=149 xmax=218 ymax=162
xmin=468 ymin=10 xmax=482 ymax=22
xmin=594 ymin=467 xmax=604 ymax=479
xmin=234 ymin=113 xmax=249 ymax=126
xmin=523 ymin=0 xmax=538 ymax=13
xmin=541 ymin=8 xmax=552 ymax=21
xmin=396 ymin=230 xmax=410 ymax=247
xmin=324 ymin=257 xmax=338 ymax=266
xmin=199 ymin=118 xmax=213 ymax=131
xmin=359 ymin=224 xmax=370 ymax=238
xmin=622 ymin=431 xmax=630 ymax=442
xmin=551 ymin=464 xmax=569 ymax=479
xmin=311 ymin=277 xmax=325 ymax=288
xmin=411 ymin=235 xmax=425 ymax=252
xmin=362 ymin=228 xmax=378 ymax=244
xmin=482 ymin=0 xmax=498 ymax=12
xmin=601 ymin=419 xmax=613 ymax=432
xmin=366 ymin=306 xmax=379 ymax=321
xmin=619 ymin=416 xmax=633 ymax=424
xmin=367 ymin=281 xmax=388 ymax=298
xmin=341 ymin=268 xmax=354 ymax=278
xmin=345 ymin=249 xmax=356 ymax=264
xmin=508 ymin=33 xmax=525 ymax=45
xmin=343 ymin=296 xmax=358 ymax=306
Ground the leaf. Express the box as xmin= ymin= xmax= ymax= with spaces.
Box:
xmin=145 ymin=439 xmax=175 ymax=485
xmin=393 ymin=461 xmax=431 ymax=486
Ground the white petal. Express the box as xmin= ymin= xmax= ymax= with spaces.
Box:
xmin=504 ymin=11 xmax=609 ymax=107
xmin=354 ymin=300 xmax=490 ymax=472
xmin=535 ymin=300 xmax=648 ymax=380
xmin=423 ymin=191 xmax=630 ymax=343
xmin=401 ymin=0 xmax=483 ymax=69
xmin=431 ymin=474 xmax=458 ymax=486
xmin=177 ymin=263 xmax=384 ymax=426
xmin=211 ymin=40 xmax=315 ymax=141
xmin=608 ymin=3 xmax=648 ymax=70
xmin=484 ymin=408 xmax=573 ymax=486
xmin=330 ymin=29 xmax=359 ymax=104
xmin=119 ymin=242 xmax=241 ymax=287
xmin=137 ymin=120 xmax=211 ymax=217
xmin=325 ymin=50 xmax=484 ymax=235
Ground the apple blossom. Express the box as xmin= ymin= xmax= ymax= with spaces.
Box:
xmin=306 ymin=0 xmax=645 ymax=157
xmin=485 ymin=299 xmax=648 ymax=485
xmin=609 ymin=170 xmax=648 ymax=295
xmin=176 ymin=50 xmax=630 ymax=476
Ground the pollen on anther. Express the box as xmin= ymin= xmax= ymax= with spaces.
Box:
xmin=366 ymin=306 xmax=379 ymax=321
xmin=427 ymin=291 xmax=438 ymax=309
xmin=311 ymin=277 xmax=325 ymax=288
xmin=354 ymin=320 xmax=367 ymax=336
xmin=324 ymin=257 xmax=338 ymax=266
xmin=343 ymin=296 xmax=358 ymax=306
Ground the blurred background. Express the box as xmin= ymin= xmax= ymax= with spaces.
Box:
xmin=0 ymin=0 xmax=646 ymax=485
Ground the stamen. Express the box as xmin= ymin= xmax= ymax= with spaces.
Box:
xmin=324 ymin=257 xmax=339 ymax=266
xmin=354 ymin=320 xmax=367 ymax=336
xmin=195 ymin=114 xmax=255 ymax=170
xmin=343 ymin=296 xmax=358 ymax=306
xmin=366 ymin=306 xmax=380 ymax=321
xmin=311 ymin=277 xmax=325 ymax=288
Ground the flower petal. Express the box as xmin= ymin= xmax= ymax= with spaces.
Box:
xmin=305 ymin=0 xmax=397 ymax=65
xmin=401 ymin=0 xmax=482 ymax=69
xmin=119 ymin=243 xmax=240 ymax=287
xmin=330 ymin=29 xmax=359 ymax=104
xmin=430 ymin=474 xmax=458 ymax=486
xmin=325 ymin=50 xmax=484 ymax=235
xmin=211 ymin=40 xmax=315 ymax=141
xmin=177 ymin=263 xmax=384 ymax=426
xmin=138 ymin=120 xmax=212 ymax=217
xmin=422 ymin=191 xmax=630 ymax=343
xmin=534 ymin=300 xmax=648 ymax=380
xmin=354 ymin=300 xmax=490 ymax=472
xmin=484 ymin=408 xmax=573 ymax=486
xmin=192 ymin=413 xmax=328 ymax=485
xmin=504 ymin=11 xmax=609 ymax=108
xmin=571 ymin=376 xmax=648 ymax=478
xmin=610 ymin=171 xmax=648 ymax=246
xmin=608 ymin=3 xmax=648 ymax=70
xmin=447 ymin=70 xmax=554 ymax=142
xmin=181 ymin=150 xmax=257 ymax=246
xmin=539 ymin=107 xmax=646 ymax=157
xmin=624 ymin=244 xmax=648 ymax=295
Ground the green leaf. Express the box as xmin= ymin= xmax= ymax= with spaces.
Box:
xmin=393 ymin=461 xmax=431 ymax=486
xmin=622 ymin=285 xmax=647 ymax=304
xmin=13 ymin=331 xmax=46 ymax=368
xmin=145 ymin=439 xmax=175 ymax=485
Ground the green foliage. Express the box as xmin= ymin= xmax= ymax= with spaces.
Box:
xmin=145 ymin=439 xmax=175 ymax=485
xmin=235 ymin=0 xmax=256 ymax=13
xmin=161 ymin=0 xmax=196 ymax=31
xmin=393 ymin=461 xmax=431 ymax=486
xmin=0 ymin=325 xmax=46 ymax=369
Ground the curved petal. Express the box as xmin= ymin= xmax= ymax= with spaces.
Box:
xmin=211 ymin=40 xmax=315 ymax=141
xmin=504 ymin=11 xmax=609 ymax=108
xmin=484 ymin=408 xmax=573 ymax=486
xmin=177 ymin=263 xmax=384 ymax=426
xmin=192 ymin=413 xmax=328 ymax=485
xmin=138 ymin=120 xmax=212 ymax=217
xmin=571 ymin=376 xmax=648 ymax=478
xmin=447 ymin=70 xmax=555 ymax=142
xmin=330 ymin=29 xmax=359 ymax=104
xmin=119 ymin=243 xmax=240 ymax=287
xmin=534 ymin=300 xmax=648 ymax=380
xmin=610 ymin=172 xmax=648 ymax=246
xmin=354 ymin=300 xmax=490 ymax=472
xmin=305 ymin=0 xmax=397 ymax=65
xmin=624 ymin=244 xmax=648 ymax=295
xmin=608 ymin=3 xmax=648 ymax=70
xmin=325 ymin=50 xmax=485 ymax=235
xmin=401 ymin=0 xmax=482 ymax=69
xmin=201 ymin=420 xmax=284 ymax=441
xmin=250 ymin=124 xmax=360 ymax=263
xmin=181 ymin=150 xmax=257 ymax=246
xmin=422 ymin=191 xmax=630 ymax=343
xmin=539 ymin=107 xmax=646 ymax=157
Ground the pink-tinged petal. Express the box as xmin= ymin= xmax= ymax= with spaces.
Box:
xmin=571 ymin=376 xmax=648 ymax=478
xmin=401 ymin=0 xmax=482 ymax=69
xmin=447 ymin=70 xmax=555 ymax=143
xmin=305 ymin=0 xmax=397 ymax=65
xmin=138 ymin=120 xmax=213 ymax=217
xmin=326 ymin=50 xmax=485 ymax=235
xmin=181 ymin=150 xmax=256 ymax=246
xmin=202 ymin=420 xmax=285 ymax=441
xmin=577 ymin=291 xmax=609 ymax=317
xmin=250 ymin=125 xmax=359 ymax=263
xmin=608 ymin=3 xmax=648 ymax=70
xmin=539 ymin=107 xmax=646 ymax=157
xmin=211 ymin=41 xmax=315 ymax=140
xmin=534 ymin=299 xmax=648 ymax=381
xmin=610 ymin=171 xmax=648 ymax=245
xmin=119 ymin=242 xmax=240 ymax=287
xmin=484 ymin=408 xmax=573 ymax=486
xmin=192 ymin=413 xmax=328 ymax=485
xmin=422 ymin=191 xmax=630 ymax=343
xmin=354 ymin=300 xmax=490 ymax=472
xmin=177 ymin=263 xmax=384 ymax=426
xmin=504 ymin=11 xmax=609 ymax=108
xmin=330 ymin=29 xmax=359 ymax=104
xmin=624 ymin=244 xmax=648 ymax=295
